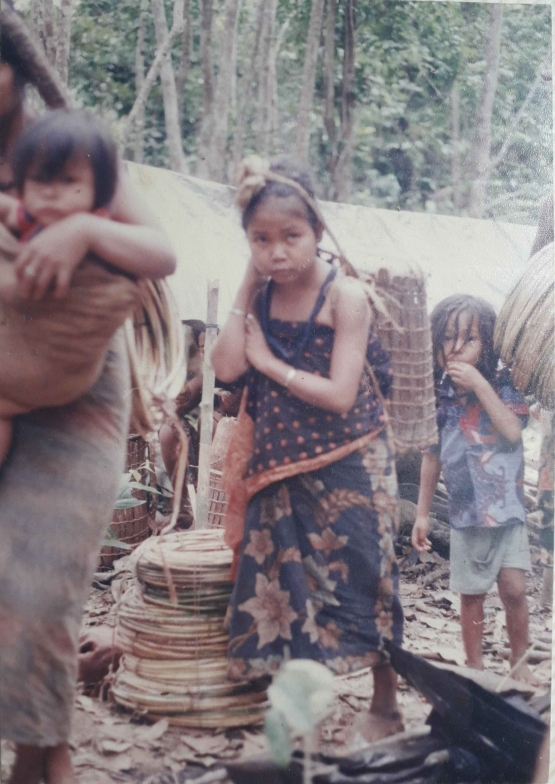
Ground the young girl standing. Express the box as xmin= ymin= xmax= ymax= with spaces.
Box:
xmin=212 ymin=157 xmax=403 ymax=741
xmin=412 ymin=295 xmax=537 ymax=685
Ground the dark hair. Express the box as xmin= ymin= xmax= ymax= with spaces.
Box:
xmin=1 ymin=1 xmax=28 ymax=90
xmin=430 ymin=294 xmax=499 ymax=385
xmin=0 ymin=2 xmax=66 ymax=109
xmin=182 ymin=319 xmax=206 ymax=346
xmin=241 ymin=158 xmax=321 ymax=234
xmin=12 ymin=110 xmax=118 ymax=209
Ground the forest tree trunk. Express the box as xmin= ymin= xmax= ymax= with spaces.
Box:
xmin=176 ymin=0 xmax=192 ymax=128
xmin=151 ymin=0 xmax=187 ymax=173
xmin=450 ymin=79 xmax=461 ymax=211
xmin=133 ymin=0 xmax=149 ymax=163
xmin=231 ymin=0 xmax=266 ymax=170
xmin=255 ymin=0 xmax=279 ymax=156
xmin=467 ymin=5 xmax=503 ymax=218
xmin=331 ymin=0 xmax=356 ymax=201
xmin=295 ymin=0 xmax=326 ymax=163
xmin=54 ymin=0 xmax=73 ymax=86
xmin=200 ymin=0 xmax=214 ymax=124
xmin=29 ymin=0 xmax=56 ymax=66
xmin=197 ymin=0 xmax=241 ymax=180
xmin=323 ymin=0 xmax=337 ymax=148
xmin=121 ymin=0 xmax=185 ymax=154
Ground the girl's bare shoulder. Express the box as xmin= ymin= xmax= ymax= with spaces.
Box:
xmin=330 ymin=273 xmax=369 ymax=314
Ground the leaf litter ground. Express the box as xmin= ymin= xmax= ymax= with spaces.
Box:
xmin=1 ymin=429 xmax=551 ymax=782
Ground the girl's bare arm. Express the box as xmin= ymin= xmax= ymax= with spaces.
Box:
xmin=447 ymin=361 xmax=522 ymax=442
xmin=0 ymin=192 xmax=19 ymax=229
xmin=14 ymin=170 xmax=176 ymax=300
xmin=412 ymin=451 xmax=441 ymax=552
xmin=211 ymin=259 xmax=265 ymax=382
xmin=244 ymin=277 xmax=371 ymax=415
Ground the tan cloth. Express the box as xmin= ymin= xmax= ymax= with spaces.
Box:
xmin=0 ymin=225 xmax=140 ymax=409
xmin=0 ymin=332 xmax=130 ymax=745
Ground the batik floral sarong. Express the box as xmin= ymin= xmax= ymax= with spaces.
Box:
xmin=226 ymin=432 xmax=402 ymax=681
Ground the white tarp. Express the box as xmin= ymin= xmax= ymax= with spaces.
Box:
xmin=128 ymin=163 xmax=537 ymax=323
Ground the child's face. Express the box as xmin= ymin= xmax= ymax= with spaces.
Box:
xmin=438 ymin=309 xmax=483 ymax=371
xmin=245 ymin=195 xmax=322 ymax=285
xmin=22 ymin=156 xmax=96 ymax=227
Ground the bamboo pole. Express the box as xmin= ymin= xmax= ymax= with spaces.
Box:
xmin=195 ymin=280 xmax=219 ymax=529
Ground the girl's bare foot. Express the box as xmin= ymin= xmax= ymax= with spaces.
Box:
xmin=348 ymin=709 xmax=405 ymax=747
xmin=511 ymin=661 xmax=541 ymax=688
xmin=342 ymin=661 xmax=404 ymax=749
xmin=44 ymin=744 xmax=77 ymax=784
xmin=8 ymin=744 xmax=45 ymax=784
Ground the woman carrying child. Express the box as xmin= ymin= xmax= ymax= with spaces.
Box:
xmin=412 ymin=295 xmax=538 ymax=685
xmin=0 ymin=7 xmax=176 ymax=782
xmin=212 ymin=157 xmax=403 ymax=742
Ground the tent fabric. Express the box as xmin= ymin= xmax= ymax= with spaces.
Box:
xmin=127 ymin=163 xmax=536 ymax=323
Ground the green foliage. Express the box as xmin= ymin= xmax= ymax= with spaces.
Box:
xmin=265 ymin=659 xmax=335 ymax=767
xmin=114 ymin=467 xmax=161 ymax=511
xmin=64 ymin=0 xmax=550 ymax=223
xmin=103 ymin=465 xmax=160 ymax=550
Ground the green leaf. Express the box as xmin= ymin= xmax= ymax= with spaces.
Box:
xmin=101 ymin=539 xmax=132 ymax=550
xmin=268 ymin=660 xmax=335 ymax=732
xmin=127 ymin=481 xmax=162 ymax=495
xmin=114 ymin=498 xmax=145 ymax=509
xmin=264 ymin=708 xmax=292 ymax=768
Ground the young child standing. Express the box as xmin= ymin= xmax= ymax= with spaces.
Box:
xmin=212 ymin=157 xmax=403 ymax=742
xmin=0 ymin=109 xmax=175 ymax=466
xmin=412 ymin=294 xmax=537 ymax=684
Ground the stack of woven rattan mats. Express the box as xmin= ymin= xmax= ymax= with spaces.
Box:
xmin=112 ymin=529 xmax=267 ymax=728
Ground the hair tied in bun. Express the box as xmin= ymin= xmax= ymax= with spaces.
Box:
xmin=235 ymin=155 xmax=271 ymax=211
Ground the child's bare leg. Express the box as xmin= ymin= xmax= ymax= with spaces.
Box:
xmin=371 ymin=661 xmax=401 ymax=719
xmin=460 ymin=593 xmax=486 ymax=669
xmin=44 ymin=743 xmax=76 ymax=784
xmin=8 ymin=744 xmax=46 ymax=784
xmin=498 ymin=567 xmax=539 ymax=685
xmin=349 ymin=662 xmax=404 ymax=744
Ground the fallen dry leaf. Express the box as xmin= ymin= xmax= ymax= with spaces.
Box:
xmin=97 ymin=738 xmax=132 ymax=755
xmin=182 ymin=734 xmax=229 ymax=756
xmin=97 ymin=752 xmax=134 ymax=772
xmin=171 ymin=744 xmax=197 ymax=764
xmin=75 ymin=695 xmax=97 ymax=714
xmin=416 ymin=629 xmax=437 ymax=641
xmin=435 ymin=646 xmax=465 ymax=666
xmin=137 ymin=717 xmax=170 ymax=744
xmin=421 ymin=616 xmax=445 ymax=631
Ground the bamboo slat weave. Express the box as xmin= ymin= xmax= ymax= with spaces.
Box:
xmin=112 ymin=529 xmax=266 ymax=727
xmin=371 ymin=270 xmax=438 ymax=453
xmin=495 ymin=243 xmax=554 ymax=410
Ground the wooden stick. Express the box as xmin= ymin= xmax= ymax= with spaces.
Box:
xmin=195 ymin=280 xmax=219 ymax=529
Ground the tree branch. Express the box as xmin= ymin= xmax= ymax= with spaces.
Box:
xmin=121 ymin=0 xmax=185 ymax=152
xmin=487 ymin=58 xmax=549 ymax=173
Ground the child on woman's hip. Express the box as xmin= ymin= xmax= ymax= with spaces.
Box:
xmin=412 ymin=294 xmax=538 ymax=686
xmin=0 ymin=109 xmax=175 ymax=466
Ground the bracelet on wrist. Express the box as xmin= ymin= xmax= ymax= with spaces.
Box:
xmin=230 ymin=307 xmax=246 ymax=317
xmin=283 ymin=367 xmax=297 ymax=388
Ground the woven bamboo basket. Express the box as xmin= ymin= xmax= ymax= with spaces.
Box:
xmin=495 ymin=242 xmax=554 ymax=410
xmin=207 ymin=417 xmax=235 ymax=527
xmin=100 ymin=435 xmax=156 ymax=567
xmin=208 ymin=469 xmax=227 ymax=528
xmin=371 ymin=269 xmax=438 ymax=453
xmin=112 ymin=530 xmax=267 ymax=727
